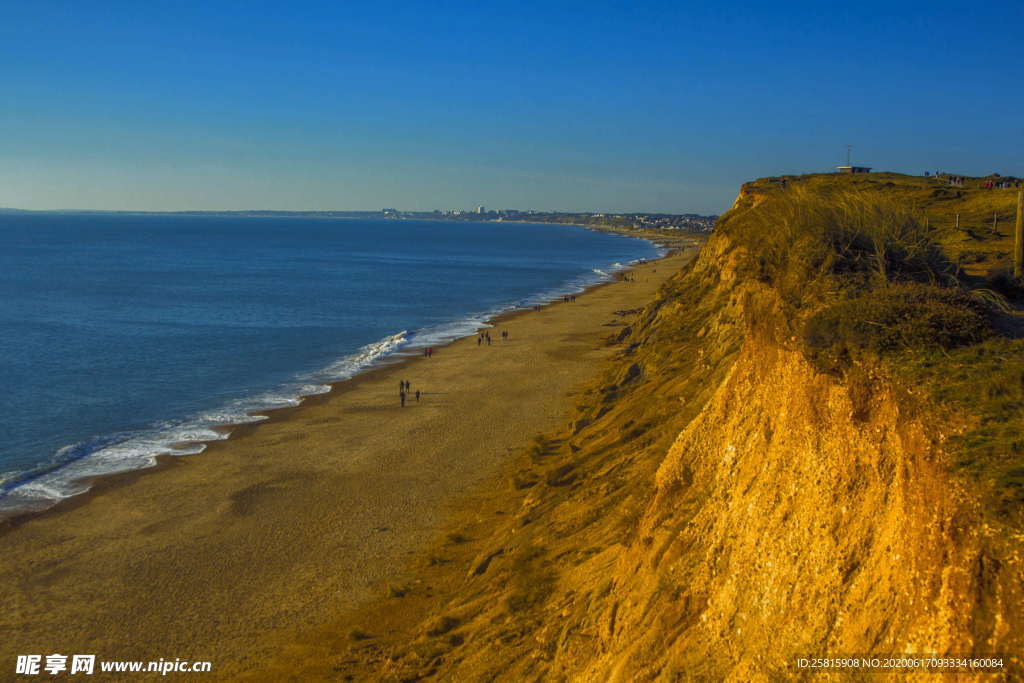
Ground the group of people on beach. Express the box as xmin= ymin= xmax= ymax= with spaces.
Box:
xmin=391 ymin=263 xmax=655 ymax=409
xmin=397 ymin=348 xmax=437 ymax=405
xmin=401 ymin=327 xmax=513 ymax=405
xmin=393 ymin=263 xmax=651 ymax=408
xmin=399 ymin=379 xmax=420 ymax=407
xmin=477 ymin=329 xmax=509 ymax=345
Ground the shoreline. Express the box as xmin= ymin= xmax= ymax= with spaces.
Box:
xmin=0 ymin=239 xmax=677 ymax=526
xmin=0 ymin=246 xmax=697 ymax=673
xmin=0 ymin=270 xmax=621 ymax=534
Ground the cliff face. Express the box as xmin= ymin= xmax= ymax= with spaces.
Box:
xmin=508 ymin=197 xmax=1021 ymax=680
xmin=581 ymin=342 xmax=1022 ymax=679
xmin=343 ymin=176 xmax=1024 ymax=680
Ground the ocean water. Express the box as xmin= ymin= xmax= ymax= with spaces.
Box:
xmin=0 ymin=213 xmax=659 ymax=517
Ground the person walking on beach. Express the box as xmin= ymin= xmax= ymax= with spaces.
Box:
xmin=400 ymin=391 xmax=406 ymax=407
xmin=478 ymin=336 xmax=482 ymax=346
xmin=415 ymin=390 xmax=420 ymax=402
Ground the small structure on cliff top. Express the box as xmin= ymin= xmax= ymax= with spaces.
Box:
xmin=836 ymin=165 xmax=872 ymax=174
xmin=835 ymin=144 xmax=871 ymax=173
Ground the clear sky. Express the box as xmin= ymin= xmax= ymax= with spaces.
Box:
xmin=2 ymin=1 xmax=1021 ymax=214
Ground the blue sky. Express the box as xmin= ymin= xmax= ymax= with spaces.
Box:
xmin=1 ymin=1 xmax=1021 ymax=214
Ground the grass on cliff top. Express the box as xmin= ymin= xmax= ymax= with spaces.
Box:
xmin=718 ymin=182 xmax=966 ymax=339
xmin=743 ymin=171 xmax=1021 ymax=279
xmin=721 ymin=173 xmax=1024 ymax=526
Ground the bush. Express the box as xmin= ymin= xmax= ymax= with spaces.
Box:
xmin=985 ymin=266 xmax=1024 ymax=301
xmin=802 ymin=284 xmax=995 ymax=373
xmin=722 ymin=187 xmax=955 ymax=305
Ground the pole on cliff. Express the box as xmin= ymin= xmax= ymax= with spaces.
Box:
xmin=1015 ymin=189 xmax=1024 ymax=278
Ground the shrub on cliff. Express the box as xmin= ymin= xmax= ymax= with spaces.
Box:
xmin=722 ymin=187 xmax=954 ymax=306
xmin=985 ymin=265 xmax=1024 ymax=301
xmin=802 ymin=283 xmax=995 ymax=373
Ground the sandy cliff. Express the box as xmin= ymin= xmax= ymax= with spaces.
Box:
xmin=312 ymin=175 xmax=1024 ymax=681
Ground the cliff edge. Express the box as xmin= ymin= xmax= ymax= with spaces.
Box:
xmin=297 ymin=173 xmax=1024 ymax=681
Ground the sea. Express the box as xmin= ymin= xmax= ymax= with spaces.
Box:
xmin=0 ymin=212 xmax=660 ymax=518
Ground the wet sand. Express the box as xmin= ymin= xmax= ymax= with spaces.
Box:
xmin=0 ymin=248 xmax=695 ymax=676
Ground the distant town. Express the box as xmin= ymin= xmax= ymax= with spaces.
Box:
xmin=380 ymin=206 xmax=718 ymax=233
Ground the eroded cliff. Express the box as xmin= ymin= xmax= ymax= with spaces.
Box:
xmin=317 ymin=174 xmax=1024 ymax=680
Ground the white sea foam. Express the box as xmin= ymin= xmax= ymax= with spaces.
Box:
xmin=311 ymin=330 xmax=409 ymax=381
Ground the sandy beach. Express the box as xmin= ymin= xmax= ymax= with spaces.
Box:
xmin=0 ymin=247 xmax=695 ymax=676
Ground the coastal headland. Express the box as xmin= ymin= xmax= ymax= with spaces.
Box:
xmin=0 ymin=246 xmax=698 ymax=674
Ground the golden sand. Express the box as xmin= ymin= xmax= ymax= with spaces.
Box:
xmin=0 ymin=248 xmax=694 ymax=675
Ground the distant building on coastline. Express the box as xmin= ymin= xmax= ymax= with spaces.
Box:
xmin=476 ymin=205 xmax=485 ymax=214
